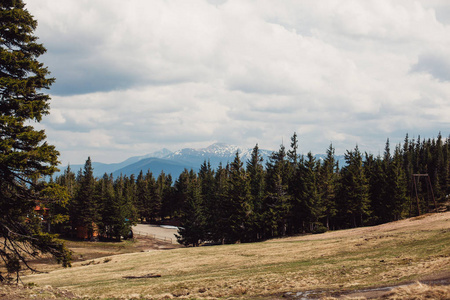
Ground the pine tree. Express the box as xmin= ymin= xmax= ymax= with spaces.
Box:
xmin=444 ymin=136 xmax=450 ymax=197
xmin=173 ymin=169 xmax=191 ymax=220
xmin=302 ymin=152 xmax=324 ymax=232
xmin=198 ymin=160 xmax=217 ymax=241
xmin=156 ymin=171 xmax=171 ymax=220
xmin=246 ymin=144 xmax=265 ymax=240
xmin=71 ymin=157 xmax=99 ymax=239
xmin=0 ymin=0 xmax=71 ymax=281
xmin=176 ymin=170 xmax=205 ymax=246
xmin=50 ymin=166 xmax=76 ymax=233
xmin=118 ymin=175 xmax=137 ymax=239
xmin=98 ymin=173 xmax=117 ymax=239
xmin=211 ymin=163 xmax=229 ymax=243
xmin=364 ymin=153 xmax=386 ymax=224
xmin=264 ymin=145 xmax=291 ymax=237
xmin=287 ymin=132 xmax=299 ymax=165
xmin=389 ymin=145 xmax=408 ymax=220
xmin=135 ymin=170 xmax=148 ymax=222
xmin=160 ymin=173 xmax=175 ymax=219
xmin=319 ymin=144 xmax=338 ymax=229
xmin=338 ymin=146 xmax=370 ymax=227
xmin=225 ymin=151 xmax=250 ymax=243
xmin=144 ymin=171 xmax=158 ymax=222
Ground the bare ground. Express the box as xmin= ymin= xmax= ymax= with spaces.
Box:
xmin=1 ymin=236 xmax=181 ymax=299
xmin=3 ymin=213 xmax=450 ymax=299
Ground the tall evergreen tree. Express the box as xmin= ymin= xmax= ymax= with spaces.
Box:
xmin=156 ymin=171 xmax=172 ymax=220
xmin=364 ymin=153 xmax=386 ymax=224
xmin=98 ymin=173 xmax=117 ymax=239
xmin=139 ymin=171 xmax=158 ymax=222
xmin=176 ymin=170 xmax=204 ymax=246
xmin=246 ymin=144 xmax=265 ymax=240
xmin=173 ymin=169 xmax=191 ymax=220
xmin=0 ymin=0 xmax=71 ymax=280
xmin=388 ymin=145 xmax=408 ymax=220
xmin=160 ymin=173 xmax=174 ymax=219
xmin=135 ymin=170 xmax=148 ymax=222
xmin=225 ymin=151 xmax=250 ymax=243
xmin=338 ymin=146 xmax=370 ymax=227
xmin=198 ymin=160 xmax=217 ymax=240
xmin=71 ymin=157 xmax=99 ymax=239
xmin=287 ymin=132 xmax=299 ymax=166
xmin=301 ymin=152 xmax=324 ymax=231
xmin=319 ymin=144 xmax=338 ymax=229
xmin=211 ymin=163 xmax=230 ymax=243
xmin=116 ymin=175 xmax=137 ymax=239
xmin=264 ymin=145 xmax=291 ymax=237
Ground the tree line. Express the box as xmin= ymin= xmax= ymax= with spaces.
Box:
xmin=52 ymin=132 xmax=450 ymax=246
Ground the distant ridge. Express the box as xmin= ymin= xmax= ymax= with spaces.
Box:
xmin=54 ymin=143 xmax=345 ymax=180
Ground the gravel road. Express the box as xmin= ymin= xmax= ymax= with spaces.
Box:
xmin=133 ymin=224 xmax=180 ymax=244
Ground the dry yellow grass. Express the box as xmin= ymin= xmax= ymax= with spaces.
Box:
xmin=22 ymin=212 xmax=450 ymax=299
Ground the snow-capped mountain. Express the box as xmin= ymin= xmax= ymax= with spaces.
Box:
xmin=161 ymin=143 xmax=271 ymax=169
xmin=54 ymin=143 xmax=344 ymax=180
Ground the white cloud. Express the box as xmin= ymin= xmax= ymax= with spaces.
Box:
xmin=25 ymin=0 xmax=450 ymax=165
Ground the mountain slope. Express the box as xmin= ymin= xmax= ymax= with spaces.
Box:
xmin=112 ymin=157 xmax=194 ymax=179
xmin=54 ymin=143 xmax=345 ymax=179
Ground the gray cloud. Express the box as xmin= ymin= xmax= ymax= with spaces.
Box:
xmin=26 ymin=0 xmax=450 ymax=165
xmin=411 ymin=52 xmax=450 ymax=82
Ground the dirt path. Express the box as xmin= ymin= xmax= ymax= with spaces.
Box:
xmin=133 ymin=224 xmax=180 ymax=244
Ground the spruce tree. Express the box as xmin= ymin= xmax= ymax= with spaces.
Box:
xmin=264 ymin=145 xmax=291 ymax=237
xmin=225 ymin=151 xmax=250 ymax=243
xmin=176 ymin=170 xmax=205 ymax=246
xmin=246 ymin=144 xmax=265 ymax=240
xmin=389 ymin=145 xmax=408 ymax=220
xmin=211 ymin=163 xmax=230 ymax=243
xmin=364 ymin=153 xmax=386 ymax=224
xmin=198 ymin=160 xmax=217 ymax=240
xmin=338 ymin=146 xmax=370 ymax=227
xmin=71 ymin=157 xmax=99 ymax=239
xmin=302 ymin=152 xmax=323 ymax=232
xmin=135 ymin=170 xmax=147 ymax=222
xmin=320 ymin=144 xmax=338 ymax=229
xmin=173 ymin=169 xmax=191 ymax=220
xmin=0 ymin=0 xmax=71 ymax=281
xmin=98 ymin=173 xmax=118 ymax=239
xmin=116 ymin=175 xmax=136 ymax=239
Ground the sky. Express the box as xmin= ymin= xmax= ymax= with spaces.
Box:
xmin=26 ymin=0 xmax=450 ymax=166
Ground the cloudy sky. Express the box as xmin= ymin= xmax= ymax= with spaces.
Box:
xmin=26 ymin=0 xmax=450 ymax=165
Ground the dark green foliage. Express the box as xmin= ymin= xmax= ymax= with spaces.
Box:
xmin=198 ymin=160 xmax=218 ymax=241
xmin=264 ymin=145 xmax=291 ymax=237
xmin=0 ymin=0 xmax=71 ymax=281
xmin=246 ymin=145 xmax=265 ymax=240
xmin=176 ymin=170 xmax=204 ymax=246
xmin=50 ymin=133 xmax=449 ymax=249
xmin=58 ymin=165 xmax=138 ymax=241
xmin=112 ymin=175 xmax=137 ymax=240
xmin=71 ymin=157 xmax=99 ymax=239
xmin=224 ymin=152 xmax=251 ymax=243
xmin=364 ymin=153 xmax=387 ymax=224
xmin=319 ymin=144 xmax=338 ymax=229
xmin=175 ymin=133 xmax=447 ymax=244
xmin=337 ymin=146 xmax=370 ymax=227
xmin=98 ymin=174 xmax=118 ymax=239
xmin=302 ymin=152 xmax=324 ymax=231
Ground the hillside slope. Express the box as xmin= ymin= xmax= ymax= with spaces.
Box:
xmin=23 ymin=212 xmax=450 ymax=299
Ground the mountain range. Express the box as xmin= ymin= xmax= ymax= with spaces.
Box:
xmin=54 ymin=143 xmax=345 ymax=180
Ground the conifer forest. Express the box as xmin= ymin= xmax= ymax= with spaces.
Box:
xmin=53 ymin=132 xmax=450 ymax=246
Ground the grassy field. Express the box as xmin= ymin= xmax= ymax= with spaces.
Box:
xmin=20 ymin=212 xmax=450 ymax=299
